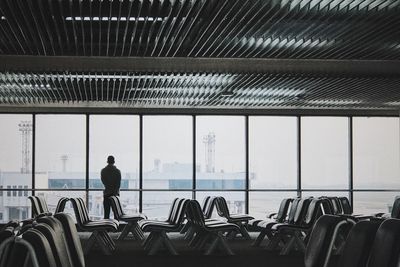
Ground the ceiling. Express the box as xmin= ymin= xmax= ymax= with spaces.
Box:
xmin=0 ymin=0 xmax=399 ymax=114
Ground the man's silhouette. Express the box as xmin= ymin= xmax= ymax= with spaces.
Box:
xmin=101 ymin=155 xmax=121 ymax=219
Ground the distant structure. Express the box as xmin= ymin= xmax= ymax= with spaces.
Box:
xmin=61 ymin=155 xmax=68 ymax=172
xmin=18 ymin=120 xmax=32 ymax=173
xmin=203 ymin=132 xmax=216 ymax=173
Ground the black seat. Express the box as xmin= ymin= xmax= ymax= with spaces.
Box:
xmin=55 ymin=197 xmax=70 ymax=214
xmin=367 ymin=218 xmax=400 ymax=267
xmin=186 ymin=199 xmax=240 ymax=255
xmin=34 ymin=217 xmax=73 ymax=267
xmin=375 ymin=196 xmax=400 ymax=219
xmin=305 ymin=215 xmax=354 ymax=267
xmin=28 ymin=196 xmax=52 ymax=218
xmin=139 ymin=198 xmax=189 ymax=255
xmin=215 ymin=196 xmax=253 ymax=239
xmin=22 ymin=228 xmax=58 ymax=267
xmin=54 ymin=213 xmax=85 ymax=267
xmin=251 ymin=198 xmax=293 ymax=247
xmin=70 ymin=197 xmax=119 ymax=255
xmin=109 ymin=196 xmax=147 ymax=240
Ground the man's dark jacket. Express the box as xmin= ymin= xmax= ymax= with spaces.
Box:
xmin=101 ymin=164 xmax=121 ymax=196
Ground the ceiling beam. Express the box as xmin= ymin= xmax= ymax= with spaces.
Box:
xmin=1 ymin=56 xmax=400 ymax=77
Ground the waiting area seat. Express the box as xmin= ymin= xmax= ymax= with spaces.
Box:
xmin=186 ymin=199 xmax=240 ymax=255
xmin=109 ymin=196 xmax=147 ymax=240
xmin=28 ymin=196 xmax=69 ymax=218
xmin=139 ymin=198 xmax=189 ymax=255
xmin=70 ymin=197 xmax=119 ymax=255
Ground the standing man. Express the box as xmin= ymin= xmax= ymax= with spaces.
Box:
xmin=101 ymin=155 xmax=121 ymax=219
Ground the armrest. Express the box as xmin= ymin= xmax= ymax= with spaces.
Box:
xmin=268 ymin=213 xmax=278 ymax=219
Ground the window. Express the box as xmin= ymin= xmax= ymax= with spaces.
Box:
xmin=7 ymin=186 xmax=11 ymax=197
xmin=249 ymin=116 xmax=297 ymax=189
xmin=142 ymin=191 xmax=192 ymax=220
xmin=143 ymin=116 xmax=193 ymax=189
xmin=89 ymin=115 xmax=140 ymax=189
xmin=0 ymin=114 xmax=33 ymax=188
xmin=88 ymin=191 xmax=139 ymax=219
xmin=196 ymin=116 xmax=245 ymax=190
xmin=35 ymin=115 xmax=86 ymax=189
xmin=353 ymin=117 xmax=400 ymax=189
xmin=301 ymin=117 xmax=349 ymax=189
xmin=12 ymin=186 xmax=17 ymax=197
xmin=24 ymin=186 xmax=28 ymax=196
xmin=0 ymin=186 xmax=2 ymax=196
xmin=249 ymin=192 xmax=298 ymax=219
xmin=353 ymin=192 xmax=400 ymax=215
xmin=18 ymin=186 xmax=22 ymax=196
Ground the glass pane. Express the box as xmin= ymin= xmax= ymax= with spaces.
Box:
xmin=89 ymin=115 xmax=139 ymax=189
xmin=0 ymin=114 xmax=33 ymax=188
xmin=196 ymin=116 xmax=245 ymax=190
xmin=142 ymin=191 xmax=192 ymax=220
xmin=35 ymin=115 xmax=86 ymax=189
xmin=35 ymin=191 xmax=86 ymax=222
xmin=353 ymin=117 xmax=400 ymax=189
xmin=143 ymin=116 xmax=193 ymax=189
xmin=195 ymin=191 xmax=246 ymax=216
xmin=249 ymin=192 xmax=298 ymax=220
xmin=88 ymin=191 xmax=139 ymax=220
xmin=301 ymin=117 xmax=349 ymax=189
xmin=353 ymin=192 xmax=400 ymax=215
xmin=0 ymin=190 xmax=30 ymax=223
xmin=249 ymin=117 xmax=297 ymax=189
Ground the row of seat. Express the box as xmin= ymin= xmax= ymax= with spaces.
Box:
xmin=306 ymin=214 xmax=400 ymax=267
xmin=0 ymin=213 xmax=85 ymax=267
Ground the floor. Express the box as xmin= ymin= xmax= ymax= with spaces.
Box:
xmin=82 ymin=232 xmax=339 ymax=267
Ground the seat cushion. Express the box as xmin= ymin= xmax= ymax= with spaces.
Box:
xmin=120 ymin=214 xmax=147 ymax=222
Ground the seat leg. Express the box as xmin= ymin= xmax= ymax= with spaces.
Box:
xmin=252 ymin=230 xmax=267 ymax=247
xmin=280 ymin=235 xmax=296 ymax=255
xmin=239 ymin=225 xmax=251 ymax=240
xmin=148 ymin=233 xmax=163 ymax=255
xmin=294 ymin=232 xmax=306 ymax=253
xmin=118 ymin=223 xmax=132 ymax=240
xmin=143 ymin=232 xmax=156 ymax=250
xmin=204 ymin=235 xmax=220 ymax=255
xmin=217 ymin=233 xmax=234 ymax=255
xmin=161 ymin=232 xmax=178 ymax=255
xmin=133 ymin=224 xmax=145 ymax=240
xmin=265 ymin=233 xmax=282 ymax=251
xmin=84 ymin=231 xmax=99 ymax=255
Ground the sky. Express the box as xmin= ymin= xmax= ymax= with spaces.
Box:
xmin=0 ymin=114 xmax=399 ymax=189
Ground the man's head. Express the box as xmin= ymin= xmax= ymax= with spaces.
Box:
xmin=107 ymin=155 xmax=115 ymax=165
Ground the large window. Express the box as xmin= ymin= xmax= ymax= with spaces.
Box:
xmin=0 ymin=115 xmax=33 ymax=223
xmin=301 ymin=117 xmax=349 ymax=189
xmin=1 ymin=113 xmax=399 ymax=223
xmin=353 ymin=117 xmax=400 ymax=189
xmin=35 ymin=115 xmax=86 ymax=189
xmin=196 ymin=116 xmax=245 ymax=190
xmin=89 ymin=115 xmax=140 ymax=189
xmin=143 ymin=116 xmax=193 ymax=189
xmin=249 ymin=116 xmax=297 ymax=189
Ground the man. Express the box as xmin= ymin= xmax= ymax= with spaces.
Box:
xmin=101 ymin=155 xmax=121 ymax=219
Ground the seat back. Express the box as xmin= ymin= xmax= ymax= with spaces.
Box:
xmin=171 ymin=199 xmax=189 ymax=226
xmin=186 ymin=200 xmax=206 ymax=228
xmin=320 ymin=198 xmax=334 ymax=215
xmin=36 ymin=196 xmax=51 ymax=214
xmin=55 ymin=197 xmax=69 ymax=214
xmin=338 ymin=220 xmax=382 ymax=267
xmin=34 ymin=218 xmax=72 ymax=267
xmin=287 ymin=198 xmax=301 ymax=224
xmin=28 ymin=196 xmax=42 ymax=217
xmin=70 ymin=198 xmax=90 ymax=227
xmin=109 ymin=196 xmax=124 ymax=220
xmin=276 ymin=198 xmax=293 ymax=222
xmin=330 ymin=197 xmax=343 ymax=215
xmin=367 ymin=219 xmax=400 ymax=267
xmin=22 ymin=228 xmax=57 ymax=267
xmin=166 ymin=198 xmax=180 ymax=223
xmin=390 ymin=197 xmax=400 ymax=219
xmin=303 ymin=199 xmax=324 ymax=227
xmin=339 ymin=197 xmax=352 ymax=215
xmin=215 ymin=197 xmax=231 ymax=218
xmin=54 ymin=213 xmax=85 ymax=267
xmin=202 ymin=196 xmax=217 ymax=219
xmin=305 ymin=215 xmax=350 ymax=267
xmin=294 ymin=198 xmax=312 ymax=225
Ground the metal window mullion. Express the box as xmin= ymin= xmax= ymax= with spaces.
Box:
xmin=192 ymin=115 xmax=196 ymax=200
xmin=32 ymin=113 xmax=36 ymax=196
xmin=86 ymin=114 xmax=89 ymax=206
xmin=349 ymin=116 xmax=354 ymax=208
xmin=139 ymin=114 xmax=143 ymax=212
xmin=297 ymin=116 xmax=302 ymax=198
xmin=245 ymin=115 xmax=249 ymax=214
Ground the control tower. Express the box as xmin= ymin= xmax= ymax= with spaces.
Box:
xmin=203 ymin=132 xmax=216 ymax=173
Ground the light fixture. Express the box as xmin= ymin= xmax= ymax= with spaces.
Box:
xmin=0 ymin=16 xmax=6 ymax=20
xmin=220 ymin=91 xmax=234 ymax=97
xmin=65 ymin=16 xmax=163 ymax=22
